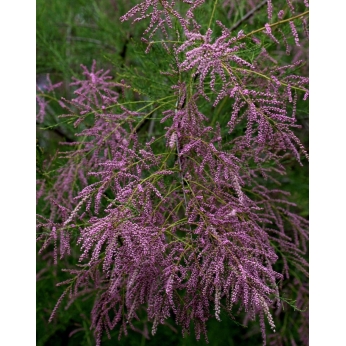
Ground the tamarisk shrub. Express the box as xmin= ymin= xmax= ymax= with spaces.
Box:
xmin=36 ymin=1 xmax=309 ymax=345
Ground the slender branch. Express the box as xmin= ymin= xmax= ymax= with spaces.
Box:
xmin=208 ymin=0 xmax=219 ymax=29
xmin=232 ymin=67 xmax=308 ymax=93
xmin=147 ymin=117 xmax=155 ymax=140
xmin=175 ymin=95 xmax=189 ymax=212
xmin=240 ymin=10 xmax=309 ymax=40
xmin=37 ymin=102 xmax=75 ymax=142
xmin=67 ymin=36 xmax=117 ymax=52
xmin=37 ymin=123 xmax=74 ymax=143
xmin=230 ymin=0 xmax=268 ymax=32
xmin=176 ymin=136 xmax=189 ymax=211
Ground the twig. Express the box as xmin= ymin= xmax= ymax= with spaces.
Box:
xmin=67 ymin=36 xmax=117 ymax=52
xmin=208 ymin=0 xmax=219 ymax=29
xmin=240 ymin=11 xmax=309 ymax=40
xmin=37 ymin=102 xmax=75 ymax=142
xmin=176 ymin=136 xmax=189 ymax=210
xmin=230 ymin=0 xmax=268 ymax=32
xmin=147 ymin=118 xmax=155 ymax=140
xmin=37 ymin=122 xmax=74 ymax=143
xmin=174 ymin=96 xmax=189 ymax=212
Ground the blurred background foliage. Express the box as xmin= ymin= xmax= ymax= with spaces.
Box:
xmin=36 ymin=0 xmax=308 ymax=344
